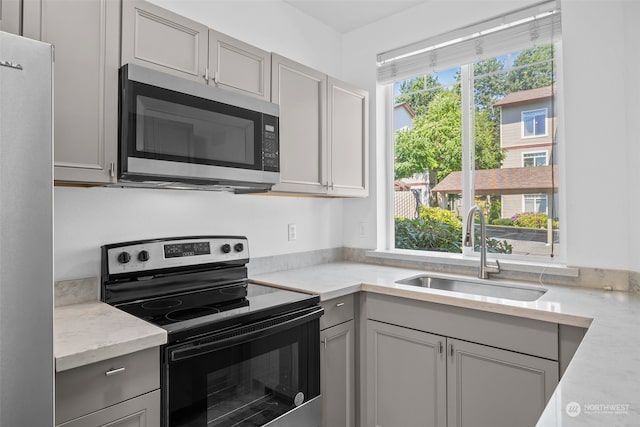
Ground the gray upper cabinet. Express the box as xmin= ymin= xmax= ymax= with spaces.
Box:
xmin=23 ymin=0 xmax=120 ymax=184
xmin=208 ymin=29 xmax=271 ymax=101
xmin=0 ymin=0 xmax=21 ymax=34
xmin=121 ymin=0 xmax=208 ymax=83
xmin=271 ymin=53 xmax=328 ymax=194
xmin=447 ymin=338 xmax=558 ymax=427
xmin=271 ymin=55 xmax=369 ymax=197
xmin=366 ymin=320 xmax=447 ymax=427
xmin=328 ymin=77 xmax=369 ymax=197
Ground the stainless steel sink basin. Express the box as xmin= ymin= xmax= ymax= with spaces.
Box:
xmin=395 ymin=275 xmax=546 ymax=301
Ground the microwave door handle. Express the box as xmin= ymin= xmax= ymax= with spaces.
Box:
xmin=169 ymin=306 xmax=324 ymax=362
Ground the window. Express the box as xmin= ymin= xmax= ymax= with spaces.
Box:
xmin=522 ymin=109 xmax=548 ymax=138
xmin=523 ymin=194 xmax=548 ymax=214
xmin=523 ymin=151 xmax=548 ymax=167
xmin=380 ymin=1 xmax=561 ymax=260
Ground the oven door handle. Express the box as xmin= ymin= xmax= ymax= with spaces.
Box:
xmin=169 ymin=306 xmax=324 ymax=362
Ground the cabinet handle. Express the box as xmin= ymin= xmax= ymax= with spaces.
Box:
xmin=439 ymin=341 xmax=443 ymax=354
xmin=109 ymin=162 xmax=115 ymax=178
xmin=449 ymin=343 xmax=454 ymax=358
xmin=322 ymin=337 xmax=327 ymax=349
xmin=105 ymin=367 xmax=125 ymax=377
xmin=336 ymin=302 xmax=345 ymax=307
xmin=203 ymin=67 xmax=209 ymax=83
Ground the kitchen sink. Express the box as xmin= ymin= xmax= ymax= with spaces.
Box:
xmin=395 ymin=275 xmax=546 ymax=301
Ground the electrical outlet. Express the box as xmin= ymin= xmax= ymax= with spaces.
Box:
xmin=359 ymin=222 xmax=367 ymax=238
xmin=288 ymin=223 xmax=297 ymax=241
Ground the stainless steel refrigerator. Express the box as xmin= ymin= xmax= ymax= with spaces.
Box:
xmin=0 ymin=31 xmax=53 ymax=426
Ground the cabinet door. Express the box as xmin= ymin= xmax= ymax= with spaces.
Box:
xmin=327 ymin=77 xmax=369 ymax=197
xmin=0 ymin=0 xmax=21 ymax=34
xmin=57 ymin=390 xmax=160 ymax=427
xmin=122 ymin=0 xmax=207 ymax=83
xmin=271 ymin=53 xmax=328 ymax=194
xmin=321 ymin=320 xmax=355 ymax=427
xmin=366 ymin=320 xmax=446 ymax=427
xmin=25 ymin=0 xmax=120 ymax=184
xmin=208 ymin=29 xmax=270 ymax=101
xmin=447 ymin=338 xmax=559 ymax=427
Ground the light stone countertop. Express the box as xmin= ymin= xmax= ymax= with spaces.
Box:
xmin=54 ymin=302 xmax=167 ymax=372
xmin=251 ymin=261 xmax=640 ymax=427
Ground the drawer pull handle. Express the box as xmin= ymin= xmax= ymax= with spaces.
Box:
xmin=336 ymin=302 xmax=345 ymax=307
xmin=105 ymin=367 xmax=125 ymax=377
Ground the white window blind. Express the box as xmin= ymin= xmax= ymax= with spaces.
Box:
xmin=377 ymin=0 xmax=561 ymax=84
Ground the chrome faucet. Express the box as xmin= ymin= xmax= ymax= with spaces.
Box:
xmin=464 ymin=205 xmax=501 ymax=279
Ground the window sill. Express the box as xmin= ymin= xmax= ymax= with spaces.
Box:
xmin=366 ymin=249 xmax=579 ymax=278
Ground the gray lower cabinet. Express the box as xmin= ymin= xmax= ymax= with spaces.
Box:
xmin=321 ymin=320 xmax=356 ymax=427
xmin=23 ymin=0 xmax=120 ymax=184
xmin=0 ymin=0 xmax=21 ymax=34
xmin=320 ymin=295 xmax=356 ymax=427
xmin=55 ymin=348 xmax=160 ymax=427
xmin=366 ymin=320 xmax=446 ymax=427
xmin=447 ymin=338 xmax=558 ymax=427
xmin=57 ymin=390 xmax=160 ymax=427
xmin=364 ymin=294 xmax=560 ymax=427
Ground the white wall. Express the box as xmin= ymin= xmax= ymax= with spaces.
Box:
xmin=149 ymin=0 xmax=342 ymax=77
xmin=55 ymin=188 xmax=344 ymax=281
xmin=341 ymin=1 xmax=640 ymax=271
xmin=54 ymin=1 xmax=345 ymax=282
xmin=624 ymin=1 xmax=640 ymax=272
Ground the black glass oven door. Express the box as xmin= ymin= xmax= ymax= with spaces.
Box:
xmin=164 ymin=308 xmax=321 ymax=427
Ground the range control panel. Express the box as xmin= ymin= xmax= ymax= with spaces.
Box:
xmin=104 ymin=236 xmax=249 ymax=276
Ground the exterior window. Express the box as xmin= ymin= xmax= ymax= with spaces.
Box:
xmin=392 ymin=45 xmax=559 ymax=259
xmin=522 ymin=109 xmax=547 ymax=138
xmin=523 ymin=151 xmax=548 ymax=167
xmin=523 ymin=194 xmax=548 ymax=214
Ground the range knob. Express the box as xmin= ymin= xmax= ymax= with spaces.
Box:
xmin=138 ymin=250 xmax=150 ymax=262
xmin=221 ymin=244 xmax=232 ymax=254
xmin=117 ymin=251 xmax=131 ymax=264
xmin=234 ymin=243 xmax=244 ymax=252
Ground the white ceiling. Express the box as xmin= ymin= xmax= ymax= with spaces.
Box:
xmin=283 ymin=0 xmax=428 ymax=34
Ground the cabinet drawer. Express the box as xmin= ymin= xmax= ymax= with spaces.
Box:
xmin=55 ymin=347 xmax=159 ymax=425
xmin=57 ymin=389 xmax=160 ymax=427
xmin=320 ymin=294 xmax=354 ymax=330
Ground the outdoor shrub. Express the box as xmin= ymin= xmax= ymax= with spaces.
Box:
xmin=488 ymin=199 xmax=501 ymax=222
xmin=419 ymin=206 xmax=461 ymax=228
xmin=395 ymin=216 xmax=512 ymax=254
xmin=511 ymin=212 xmax=548 ymax=229
xmin=484 ymin=238 xmax=513 ymax=254
xmin=395 ymin=217 xmax=462 ymax=253
xmin=490 ymin=218 xmax=513 ymax=226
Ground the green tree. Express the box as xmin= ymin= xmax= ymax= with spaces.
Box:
xmin=473 ymin=58 xmax=507 ymax=112
xmin=507 ymin=45 xmax=554 ymax=92
xmin=395 ymin=75 xmax=442 ymax=116
xmin=394 ymin=90 xmax=503 ymax=181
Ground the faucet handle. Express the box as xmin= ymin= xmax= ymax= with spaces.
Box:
xmin=489 ymin=259 xmax=501 ymax=273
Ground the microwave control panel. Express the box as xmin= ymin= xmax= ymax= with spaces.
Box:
xmin=262 ymin=115 xmax=279 ymax=171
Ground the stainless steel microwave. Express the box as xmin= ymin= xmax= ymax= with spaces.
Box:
xmin=118 ymin=64 xmax=279 ymax=192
